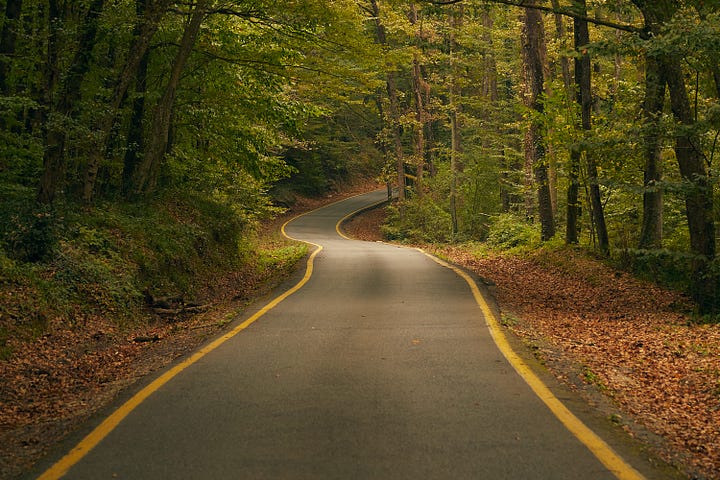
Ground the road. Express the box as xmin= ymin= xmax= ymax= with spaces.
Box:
xmin=35 ymin=190 xmax=670 ymax=479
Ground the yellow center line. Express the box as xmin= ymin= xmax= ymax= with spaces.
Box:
xmin=417 ymin=249 xmax=646 ymax=480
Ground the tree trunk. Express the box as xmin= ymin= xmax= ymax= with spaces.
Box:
xmin=563 ymin=0 xmax=580 ymax=244
xmin=449 ymin=7 xmax=463 ymax=238
xmin=566 ymin=144 xmax=581 ymax=244
xmin=122 ymin=38 xmax=150 ymax=195
xmin=370 ymin=0 xmax=405 ymax=206
xmin=83 ymin=0 xmax=171 ymax=202
xmin=638 ymin=55 xmax=666 ymax=249
xmin=409 ymin=4 xmax=426 ymax=198
xmin=664 ymin=56 xmax=717 ymax=312
xmin=0 ymin=0 xmax=22 ymax=96
xmin=632 ymin=0 xmax=717 ymax=312
xmin=546 ymin=0 xmax=573 ymax=218
xmin=133 ymin=0 xmax=206 ymax=196
xmin=521 ymin=3 xmax=555 ymax=241
xmin=37 ymin=0 xmax=105 ymax=204
xmin=574 ymin=0 xmax=609 ymax=254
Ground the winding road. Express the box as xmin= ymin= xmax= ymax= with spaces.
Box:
xmin=35 ymin=190 xmax=674 ymax=479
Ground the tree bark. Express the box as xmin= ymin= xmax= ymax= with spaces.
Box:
xmin=133 ymin=0 xmax=207 ymax=196
xmin=448 ymin=7 xmax=463 ymax=237
xmin=638 ymin=55 xmax=666 ymax=249
xmin=632 ymin=0 xmax=717 ymax=312
xmin=122 ymin=13 xmax=150 ymax=196
xmin=664 ymin=56 xmax=717 ymax=312
xmin=83 ymin=0 xmax=171 ymax=202
xmin=575 ymin=0 xmax=609 ymax=254
xmin=409 ymin=4 xmax=427 ymax=197
xmin=521 ymin=3 xmax=555 ymax=241
xmin=37 ymin=0 xmax=105 ymax=204
xmin=370 ymin=0 xmax=405 ymax=206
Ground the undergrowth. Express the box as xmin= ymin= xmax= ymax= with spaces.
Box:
xmin=0 ymin=184 xmax=304 ymax=360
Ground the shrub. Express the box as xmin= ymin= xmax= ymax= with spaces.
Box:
xmin=486 ymin=214 xmax=541 ymax=249
xmin=381 ymin=198 xmax=453 ymax=243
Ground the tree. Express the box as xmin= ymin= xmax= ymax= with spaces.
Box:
xmin=631 ymin=0 xmax=717 ymax=313
xmin=520 ymin=2 xmax=555 ymax=241
xmin=37 ymin=0 xmax=106 ymax=204
xmin=369 ymin=0 xmax=406 ymax=207
xmin=574 ymin=0 xmax=609 ymax=255
xmin=131 ymin=0 xmax=208 ymax=196
xmin=82 ymin=0 xmax=173 ymax=202
xmin=409 ymin=3 xmax=429 ymax=197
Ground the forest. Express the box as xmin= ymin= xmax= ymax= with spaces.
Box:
xmin=1 ymin=1 xmax=720 ymax=477
xmin=1 ymin=0 xmax=719 ymax=350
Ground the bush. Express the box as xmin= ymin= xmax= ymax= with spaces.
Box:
xmin=486 ymin=214 xmax=541 ymax=249
xmin=381 ymin=197 xmax=453 ymax=243
xmin=618 ymin=248 xmax=695 ymax=291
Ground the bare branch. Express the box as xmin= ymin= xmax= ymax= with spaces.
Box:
xmin=426 ymin=0 xmax=647 ymax=36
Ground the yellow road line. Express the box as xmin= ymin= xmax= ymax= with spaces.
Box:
xmin=417 ymin=249 xmax=646 ymax=480
xmin=38 ymin=220 xmax=323 ymax=480
xmin=335 ymin=197 xmax=388 ymax=240
xmin=39 ymin=191 xmax=642 ymax=480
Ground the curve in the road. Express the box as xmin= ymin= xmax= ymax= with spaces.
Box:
xmin=333 ymin=194 xmax=643 ymax=480
xmin=37 ymin=190 xmax=655 ymax=480
xmin=36 ymin=193 xmax=346 ymax=480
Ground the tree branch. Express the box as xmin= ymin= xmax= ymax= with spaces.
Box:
xmin=427 ymin=0 xmax=647 ymax=36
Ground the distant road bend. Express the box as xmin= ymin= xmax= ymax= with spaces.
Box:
xmin=36 ymin=190 xmax=674 ymax=479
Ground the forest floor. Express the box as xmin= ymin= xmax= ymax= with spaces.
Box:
xmin=344 ymin=206 xmax=720 ymax=480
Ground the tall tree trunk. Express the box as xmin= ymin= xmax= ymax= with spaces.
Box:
xmin=370 ymin=0 xmax=405 ymax=206
xmin=133 ymin=0 xmax=206 ymax=196
xmin=521 ymin=3 xmax=555 ymax=241
xmin=409 ymin=4 xmax=426 ymax=198
xmin=0 ymin=0 xmax=22 ymax=96
xmin=566 ymin=146 xmax=581 ymax=243
xmin=638 ymin=55 xmax=666 ymax=249
xmin=575 ymin=0 xmax=609 ymax=254
xmin=448 ymin=7 xmax=463 ymax=237
xmin=545 ymin=0 xmax=572 ymax=218
xmin=664 ymin=56 xmax=717 ymax=312
xmin=122 ymin=35 xmax=150 ymax=194
xmin=37 ymin=0 xmax=105 ymax=204
xmin=632 ymin=0 xmax=717 ymax=312
xmin=83 ymin=0 xmax=171 ymax=202
xmin=553 ymin=0 xmax=583 ymax=244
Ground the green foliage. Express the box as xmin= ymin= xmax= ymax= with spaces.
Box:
xmin=486 ymin=214 xmax=541 ymax=250
xmin=0 ymin=179 xmax=294 ymax=350
xmin=0 ymin=183 xmax=60 ymax=263
xmin=618 ymin=248 xmax=697 ymax=292
xmin=381 ymin=198 xmax=453 ymax=243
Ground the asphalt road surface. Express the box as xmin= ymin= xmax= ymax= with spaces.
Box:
xmin=35 ymin=190 xmax=672 ymax=479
